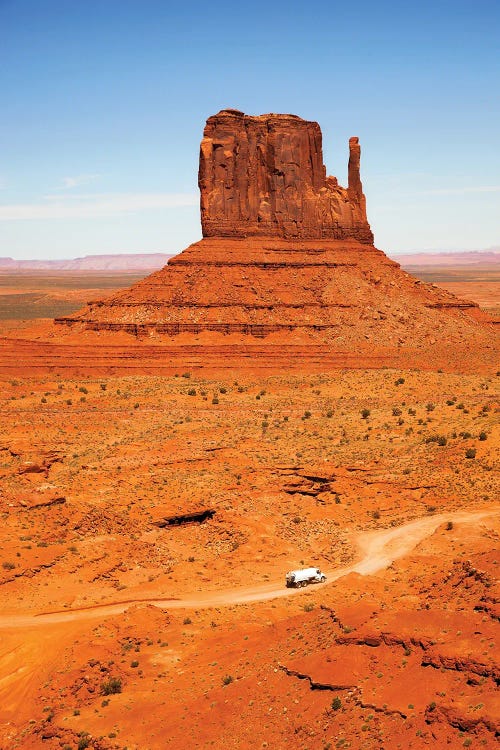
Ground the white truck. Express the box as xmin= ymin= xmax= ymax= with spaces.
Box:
xmin=285 ymin=567 xmax=327 ymax=588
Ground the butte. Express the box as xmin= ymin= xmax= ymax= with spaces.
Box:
xmin=53 ymin=109 xmax=495 ymax=373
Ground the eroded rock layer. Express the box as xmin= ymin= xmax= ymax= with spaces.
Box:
xmin=199 ymin=109 xmax=373 ymax=242
xmin=56 ymin=237 xmax=487 ymax=343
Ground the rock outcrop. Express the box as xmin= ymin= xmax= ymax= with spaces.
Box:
xmin=199 ymin=109 xmax=373 ymax=243
xmin=54 ymin=109 xmax=493 ymax=351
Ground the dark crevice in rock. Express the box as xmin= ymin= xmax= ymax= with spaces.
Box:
xmin=278 ymin=664 xmax=355 ymax=692
xmin=154 ymin=509 xmax=216 ymax=528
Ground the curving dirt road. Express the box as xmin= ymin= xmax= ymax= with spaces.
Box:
xmin=0 ymin=508 xmax=496 ymax=629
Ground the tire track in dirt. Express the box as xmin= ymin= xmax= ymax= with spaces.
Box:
xmin=0 ymin=508 xmax=496 ymax=629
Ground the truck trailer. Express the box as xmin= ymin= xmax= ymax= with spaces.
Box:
xmin=285 ymin=567 xmax=327 ymax=588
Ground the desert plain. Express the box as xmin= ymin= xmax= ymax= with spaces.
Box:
xmin=0 ymin=261 xmax=498 ymax=750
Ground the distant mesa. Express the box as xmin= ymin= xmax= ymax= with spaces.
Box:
xmin=55 ymin=110 xmax=492 ymax=342
xmin=0 ymin=254 xmax=173 ymax=272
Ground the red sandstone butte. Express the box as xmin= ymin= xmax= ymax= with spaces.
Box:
xmin=54 ymin=109 xmax=494 ymax=349
xmin=199 ymin=109 xmax=373 ymax=242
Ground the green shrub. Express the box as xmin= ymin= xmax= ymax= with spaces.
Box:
xmin=101 ymin=676 xmax=122 ymax=695
xmin=331 ymin=696 xmax=342 ymax=710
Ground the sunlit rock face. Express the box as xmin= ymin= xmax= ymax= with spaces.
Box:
xmin=199 ymin=109 xmax=373 ymax=243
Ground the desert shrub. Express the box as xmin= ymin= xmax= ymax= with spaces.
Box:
xmin=361 ymin=408 xmax=370 ymax=419
xmin=392 ymin=407 xmax=402 ymax=416
xmin=303 ymin=602 xmax=314 ymax=612
xmin=326 ymin=409 xmax=333 ymax=418
xmin=465 ymin=448 xmax=476 ymax=459
xmin=101 ymin=676 xmax=122 ymax=695
xmin=331 ymin=696 xmax=342 ymax=710
xmin=100 ymin=383 xmax=106 ymax=390
xmin=212 ymin=397 xmax=219 ymax=405
xmin=222 ymin=674 xmax=233 ymax=686
xmin=187 ymin=388 xmax=196 ymax=396
xmin=408 ymin=408 xmax=416 ymax=416
xmin=79 ymin=387 xmax=88 ymax=394
xmin=261 ymin=420 xmax=269 ymax=429
xmin=437 ymin=435 xmax=447 ymax=446
xmin=461 ymin=432 xmax=472 ymax=439
xmin=426 ymin=402 xmax=435 ymax=412
xmin=77 ymin=737 xmax=90 ymax=750
xmin=130 ymin=660 xmax=139 ymax=668
xmin=41 ymin=397 xmax=47 ymax=403
xmin=183 ymin=617 xmax=192 ymax=625
xmin=219 ymin=386 xmax=227 ymax=394
xmin=371 ymin=510 xmax=381 ymax=519
xmin=303 ymin=410 xmax=312 ymax=419
xmin=181 ymin=372 xmax=191 ymax=378
xmin=395 ymin=377 xmax=405 ymax=385
xmin=2 ymin=561 xmax=15 ymax=570
xmin=446 ymin=521 xmax=453 ymax=530
xmin=479 ymin=431 xmax=487 ymax=441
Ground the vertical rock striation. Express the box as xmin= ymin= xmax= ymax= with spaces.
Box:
xmin=199 ymin=109 xmax=373 ymax=243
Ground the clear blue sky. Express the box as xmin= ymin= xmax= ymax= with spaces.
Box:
xmin=1 ymin=0 xmax=499 ymax=259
